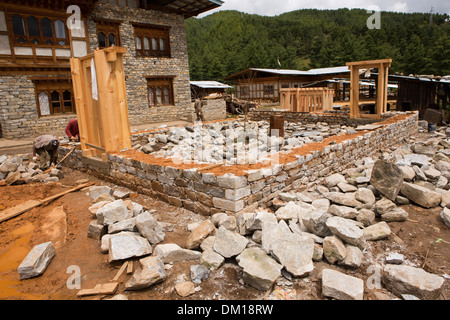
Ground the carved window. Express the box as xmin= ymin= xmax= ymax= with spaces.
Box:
xmin=133 ymin=23 xmax=170 ymax=58
xmin=34 ymin=79 xmax=75 ymax=117
xmin=147 ymin=77 xmax=174 ymax=107
xmin=95 ymin=20 xmax=120 ymax=48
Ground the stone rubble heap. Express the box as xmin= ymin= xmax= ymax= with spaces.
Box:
xmin=84 ymin=127 xmax=449 ymax=300
xmin=0 ymin=154 xmax=64 ymax=186
xmin=131 ymin=120 xmax=358 ymax=165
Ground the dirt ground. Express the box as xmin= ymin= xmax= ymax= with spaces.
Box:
xmin=0 ymin=165 xmax=449 ymax=300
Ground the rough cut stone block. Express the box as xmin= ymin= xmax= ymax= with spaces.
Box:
xmin=96 ymin=199 xmax=133 ymax=226
xmin=125 ymin=256 xmax=166 ymax=291
xmin=382 ymin=265 xmax=444 ymax=300
xmin=322 ymin=268 xmax=364 ymax=300
xmin=400 ymin=182 xmax=441 ymax=208
xmin=135 ymin=211 xmax=165 ymax=245
xmin=155 ymin=243 xmax=201 ymax=263
xmin=217 ymin=174 xmax=248 ymax=189
xmin=108 ymin=232 xmax=152 ymax=263
xmin=88 ymin=220 xmax=106 ymax=240
xmin=186 ymin=220 xmax=216 ymax=249
xmin=18 ymin=242 xmax=55 ymax=280
xmin=212 ymin=197 xmax=244 ymax=212
xmin=236 ymin=247 xmax=283 ymax=291
xmin=89 ymin=186 xmax=114 ymax=201
xmin=213 ymin=226 xmax=248 ymax=258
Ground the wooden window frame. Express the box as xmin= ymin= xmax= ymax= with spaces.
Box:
xmin=95 ymin=19 xmax=121 ymax=49
xmin=6 ymin=12 xmax=71 ymax=64
xmin=32 ymin=78 xmax=75 ymax=117
xmin=133 ymin=23 xmax=171 ymax=58
xmin=264 ymin=84 xmax=274 ymax=96
xmin=240 ymin=86 xmax=249 ymax=97
xmin=147 ymin=76 xmax=174 ymax=107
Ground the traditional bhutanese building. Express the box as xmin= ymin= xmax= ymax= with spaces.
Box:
xmin=0 ymin=0 xmax=223 ymax=138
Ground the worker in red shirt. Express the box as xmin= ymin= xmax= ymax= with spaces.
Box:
xmin=65 ymin=119 xmax=80 ymax=142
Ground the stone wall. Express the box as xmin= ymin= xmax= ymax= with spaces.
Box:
xmin=249 ymin=110 xmax=388 ymax=127
xmin=0 ymin=75 xmax=75 ymax=139
xmin=88 ymin=1 xmax=193 ymax=126
xmin=187 ymin=99 xmax=228 ymax=122
xmin=59 ymin=112 xmax=418 ymax=215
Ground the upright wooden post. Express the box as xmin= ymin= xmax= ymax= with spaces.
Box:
xmin=71 ymin=47 xmax=131 ymax=160
xmin=270 ymin=115 xmax=284 ymax=138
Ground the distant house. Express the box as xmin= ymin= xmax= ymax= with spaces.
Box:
xmin=190 ymin=81 xmax=232 ymax=100
xmin=225 ymin=67 xmax=350 ymax=102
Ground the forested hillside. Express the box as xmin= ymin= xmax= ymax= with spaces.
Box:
xmin=185 ymin=9 xmax=450 ymax=82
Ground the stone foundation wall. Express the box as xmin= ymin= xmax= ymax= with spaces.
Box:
xmin=249 ymin=110 xmax=388 ymax=127
xmin=0 ymin=75 xmax=75 ymax=139
xmin=60 ymin=112 xmax=418 ymax=215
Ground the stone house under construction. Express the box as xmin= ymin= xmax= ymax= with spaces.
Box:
xmin=0 ymin=0 xmax=223 ymax=139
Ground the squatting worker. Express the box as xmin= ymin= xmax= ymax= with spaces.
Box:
xmin=65 ymin=119 xmax=80 ymax=142
xmin=33 ymin=135 xmax=60 ymax=170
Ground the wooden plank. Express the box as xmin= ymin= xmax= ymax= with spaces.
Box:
xmin=112 ymin=261 xmax=128 ymax=282
xmin=0 ymin=182 xmax=95 ymax=224
xmin=126 ymin=260 xmax=133 ymax=274
xmin=346 ymin=59 xmax=392 ymax=67
xmin=0 ymin=200 xmax=42 ymax=223
xmin=76 ymin=282 xmax=119 ymax=297
xmin=40 ymin=182 xmax=95 ymax=205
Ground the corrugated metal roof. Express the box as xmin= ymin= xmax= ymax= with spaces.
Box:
xmin=307 ymin=66 xmax=350 ymax=75
xmin=248 ymin=66 xmax=350 ymax=76
xmin=190 ymin=81 xmax=232 ymax=89
xmin=249 ymin=68 xmax=311 ymax=76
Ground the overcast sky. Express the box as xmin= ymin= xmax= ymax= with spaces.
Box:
xmin=200 ymin=0 xmax=450 ymax=17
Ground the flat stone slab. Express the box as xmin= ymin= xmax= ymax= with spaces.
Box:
xmin=18 ymin=241 xmax=55 ymax=280
xmin=125 ymin=256 xmax=166 ymax=291
xmin=382 ymin=265 xmax=444 ymax=300
xmin=322 ymin=268 xmax=364 ymax=300
xmin=326 ymin=216 xmax=366 ymax=249
xmin=96 ymin=199 xmax=133 ymax=226
xmin=400 ymin=182 xmax=441 ymax=208
xmin=236 ymin=247 xmax=283 ymax=291
xmin=213 ymin=226 xmax=248 ymax=258
xmin=108 ymin=232 xmax=152 ymax=263
xmin=155 ymin=243 xmax=201 ymax=263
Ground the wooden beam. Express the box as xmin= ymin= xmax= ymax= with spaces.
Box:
xmin=0 ymin=182 xmax=95 ymax=223
xmin=346 ymin=59 xmax=392 ymax=67
xmin=76 ymin=283 xmax=119 ymax=297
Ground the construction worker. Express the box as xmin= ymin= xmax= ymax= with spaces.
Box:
xmin=32 ymin=135 xmax=60 ymax=170
xmin=65 ymin=119 xmax=80 ymax=142
xmin=194 ymin=98 xmax=205 ymax=122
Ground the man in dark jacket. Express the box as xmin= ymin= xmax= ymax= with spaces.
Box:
xmin=32 ymin=135 xmax=60 ymax=170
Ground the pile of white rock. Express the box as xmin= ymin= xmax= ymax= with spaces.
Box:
xmin=132 ymin=121 xmax=358 ymax=165
xmin=0 ymin=154 xmax=63 ymax=186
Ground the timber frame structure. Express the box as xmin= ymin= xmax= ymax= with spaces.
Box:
xmin=346 ymin=59 xmax=392 ymax=119
xmin=70 ymin=46 xmax=131 ymax=160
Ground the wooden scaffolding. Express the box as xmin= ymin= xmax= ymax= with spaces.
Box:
xmin=346 ymin=59 xmax=392 ymax=119
xmin=70 ymin=47 xmax=131 ymax=160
